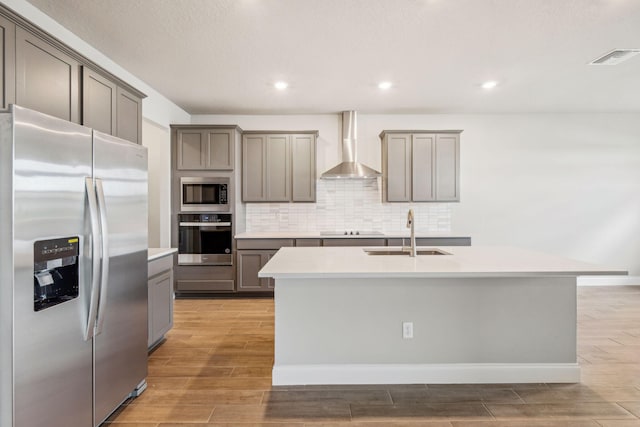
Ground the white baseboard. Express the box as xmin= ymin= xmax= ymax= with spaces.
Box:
xmin=272 ymin=363 xmax=581 ymax=386
xmin=577 ymin=276 xmax=640 ymax=286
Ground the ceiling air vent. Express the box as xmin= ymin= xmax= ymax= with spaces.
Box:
xmin=590 ymin=49 xmax=640 ymax=65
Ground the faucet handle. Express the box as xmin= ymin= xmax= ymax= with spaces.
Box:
xmin=406 ymin=208 xmax=414 ymax=225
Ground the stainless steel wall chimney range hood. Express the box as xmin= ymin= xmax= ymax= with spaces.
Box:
xmin=320 ymin=111 xmax=381 ymax=179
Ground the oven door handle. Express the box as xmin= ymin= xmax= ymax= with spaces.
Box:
xmin=179 ymin=222 xmax=231 ymax=227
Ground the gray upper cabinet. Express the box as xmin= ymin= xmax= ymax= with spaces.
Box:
xmin=16 ymin=27 xmax=80 ymax=123
xmin=0 ymin=15 xmax=15 ymax=110
xmin=265 ymin=134 xmax=290 ymax=201
xmin=1 ymin=6 xmax=145 ymax=140
xmin=381 ymin=130 xmax=461 ymax=203
xmin=384 ymin=133 xmax=412 ymax=202
xmin=412 ymin=134 xmax=436 ymax=201
xmin=434 ymin=134 xmax=460 ymax=201
xmin=176 ymin=127 xmax=235 ymax=170
xmin=242 ymin=131 xmax=317 ymax=203
xmin=291 ymin=134 xmax=316 ymax=202
xmin=82 ymin=67 xmax=116 ymax=135
xmin=83 ymin=67 xmax=143 ymax=144
xmin=116 ymin=86 xmax=142 ymax=144
xmin=207 ymin=130 xmax=233 ymax=169
xmin=242 ymin=134 xmax=267 ymax=199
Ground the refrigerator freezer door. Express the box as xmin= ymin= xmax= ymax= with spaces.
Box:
xmin=11 ymin=106 xmax=94 ymax=426
xmin=92 ymin=131 xmax=148 ymax=425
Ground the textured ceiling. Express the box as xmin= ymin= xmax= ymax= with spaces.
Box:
xmin=25 ymin=0 xmax=640 ymax=114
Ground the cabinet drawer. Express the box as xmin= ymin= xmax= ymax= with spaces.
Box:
xmin=387 ymin=237 xmax=471 ymax=246
xmin=175 ymin=265 xmax=234 ymax=280
xmin=176 ymin=280 xmax=235 ymax=292
xmin=148 ymin=255 xmax=173 ymax=278
xmin=236 ymin=239 xmax=294 ymax=250
xmin=416 ymin=237 xmax=471 ymax=246
xmin=295 ymin=239 xmax=321 ymax=247
xmin=322 ymin=238 xmax=386 ymax=247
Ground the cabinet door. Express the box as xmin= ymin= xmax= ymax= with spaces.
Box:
xmin=242 ymin=134 xmax=267 ymax=201
xmin=265 ymin=252 xmax=276 ymax=289
xmin=384 ymin=134 xmax=412 ymax=202
xmin=435 ymin=134 xmax=460 ymax=201
xmin=82 ymin=67 xmax=116 ymax=135
xmin=177 ymin=129 xmax=206 ymax=169
xmin=116 ymin=86 xmax=142 ymax=144
xmin=237 ymin=250 xmax=274 ymax=292
xmin=206 ymin=129 xmax=234 ymax=170
xmin=237 ymin=251 xmax=263 ymax=291
xmin=16 ymin=27 xmax=80 ymax=123
xmin=0 ymin=15 xmax=15 ymax=110
xmin=148 ymin=270 xmax=173 ymax=348
xmin=412 ymin=134 xmax=436 ymax=201
xmin=291 ymin=134 xmax=316 ymax=202
xmin=265 ymin=134 xmax=290 ymax=201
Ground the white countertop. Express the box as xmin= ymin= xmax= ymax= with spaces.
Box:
xmin=235 ymin=231 xmax=470 ymax=239
xmin=258 ymin=246 xmax=627 ymax=279
xmin=148 ymin=247 xmax=177 ymax=262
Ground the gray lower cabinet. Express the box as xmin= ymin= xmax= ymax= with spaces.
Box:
xmin=15 ymin=27 xmax=80 ymax=123
xmin=148 ymin=254 xmax=175 ymax=349
xmin=386 ymin=237 xmax=472 ymax=246
xmin=236 ymin=238 xmax=294 ymax=292
xmin=175 ymin=126 xmax=236 ymax=170
xmin=322 ymin=238 xmax=386 ymax=247
xmin=242 ymin=131 xmax=317 ymax=202
xmin=0 ymin=14 xmax=15 ymax=110
xmin=381 ymin=130 xmax=462 ymax=202
xmin=237 ymin=250 xmax=276 ymax=292
xmin=175 ymin=265 xmax=235 ymax=294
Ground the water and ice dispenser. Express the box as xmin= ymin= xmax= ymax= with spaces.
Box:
xmin=33 ymin=237 xmax=80 ymax=311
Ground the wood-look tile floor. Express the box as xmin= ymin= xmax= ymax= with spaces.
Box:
xmin=105 ymin=286 xmax=640 ymax=426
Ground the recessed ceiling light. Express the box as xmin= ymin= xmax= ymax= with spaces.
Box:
xmin=481 ymin=80 xmax=498 ymax=90
xmin=274 ymin=81 xmax=288 ymax=90
xmin=378 ymin=81 xmax=393 ymax=90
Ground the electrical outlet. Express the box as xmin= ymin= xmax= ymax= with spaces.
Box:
xmin=402 ymin=322 xmax=413 ymax=339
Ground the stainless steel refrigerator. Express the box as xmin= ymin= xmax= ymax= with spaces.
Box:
xmin=0 ymin=105 xmax=148 ymax=427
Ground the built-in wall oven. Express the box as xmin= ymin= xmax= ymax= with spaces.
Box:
xmin=178 ymin=213 xmax=232 ymax=265
xmin=180 ymin=177 xmax=229 ymax=212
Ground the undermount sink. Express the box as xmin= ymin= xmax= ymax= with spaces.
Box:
xmin=364 ymin=248 xmax=451 ymax=256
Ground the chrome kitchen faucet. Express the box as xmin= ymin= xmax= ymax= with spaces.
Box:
xmin=405 ymin=209 xmax=417 ymax=257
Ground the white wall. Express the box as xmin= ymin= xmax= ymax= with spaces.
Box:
xmin=194 ymin=112 xmax=640 ymax=276
xmin=142 ymin=119 xmax=171 ymax=247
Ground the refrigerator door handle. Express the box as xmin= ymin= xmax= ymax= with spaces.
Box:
xmin=84 ymin=177 xmax=101 ymax=341
xmin=95 ymin=178 xmax=110 ymax=335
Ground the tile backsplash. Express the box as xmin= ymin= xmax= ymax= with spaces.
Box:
xmin=245 ymin=179 xmax=452 ymax=233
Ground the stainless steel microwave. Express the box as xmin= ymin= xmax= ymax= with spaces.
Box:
xmin=180 ymin=177 xmax=230 ymax=212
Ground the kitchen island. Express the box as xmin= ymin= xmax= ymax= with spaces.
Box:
xmin=259 ymin=246 xmax=626 ymax=386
